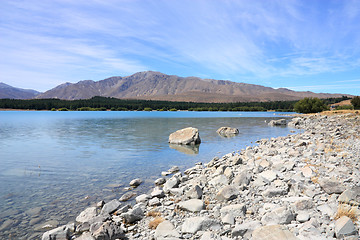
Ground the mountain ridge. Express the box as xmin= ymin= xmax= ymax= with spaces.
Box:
xmin=0 ymin=82 xmax=40 ymax=99
xmin=4 ymin=71 xmax=350 ymax=102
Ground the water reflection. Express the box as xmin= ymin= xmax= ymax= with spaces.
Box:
xmin=169 ymin=144 xmax=200 ymax=155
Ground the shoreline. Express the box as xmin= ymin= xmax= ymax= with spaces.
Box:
xmin=42 ymin=113 xmax=360 ymax=239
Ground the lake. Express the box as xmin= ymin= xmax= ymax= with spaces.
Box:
xmin=0 ymin=111 xmax=299 ymax=239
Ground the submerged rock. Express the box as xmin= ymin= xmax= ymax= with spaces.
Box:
xmin=216 ymin=127 xmax=239 ymax=137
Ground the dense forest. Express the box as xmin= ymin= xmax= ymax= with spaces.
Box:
xmin=0 ymin=96 xmax=350 ymax=112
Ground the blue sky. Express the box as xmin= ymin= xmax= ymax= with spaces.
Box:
xmin=1 ymin=0 xmax=360 ymax=95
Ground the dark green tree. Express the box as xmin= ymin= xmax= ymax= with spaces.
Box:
xmin=351 ymin=96 xmax=360 ymax=109
xmin=294 ymin=97 xmax=328 ymax=113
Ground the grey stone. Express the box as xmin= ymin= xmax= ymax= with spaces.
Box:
xmin=74 ymin=232 xmax=95 ymax=240
xmin=163 ymin=176 xmax=180 ymax=191
xmin=251 ymin=225 xmax=298 ymax=240
xmin=261 ymin=207 xmax=295 ymax=225
xmin=76 ymin=207 xmax=98 ymax=223
xmin=119 ymin=192 xmax=136 ymax=202
xmin=209 ymin=174 xmax=228 ymax=187
xmin=335 ymin=216 xmax=357 ymax=238
xmin=135 ymin=194 xmax=150 ymax=203
xmin=41 ymin=225 xmax=70 ymax=240
xmin=232 ymin=221 xmax=261 ymax=237
xmin=129 ymin=178 xmax=142 ymax=187
xmin=259 ymin=170 xmax=277 ymax=183
xmin=100 ymin=199 xmax=121 ymax=215
xmin=221 ymin=213 xmax=235 ymax=225
xmin=262 ymin=187 xmax=288 ymax=198
xmin=151 ymin=188 xmax=166 ymax=198
xmin=91 ymin=220 xmax=124 ymax=240
xmin=168 ymin=127 xmax=201 ymax=145
xmin=296 ymin=211 xmax=310 ymax=223
xmin=338 ymin=187 xmax=360 ymax=206
xmin=178 ymin=199 xmax=205 ymax=212
xmin=216 ymin=185 xmax=239 ymax=201
xmin=220 ymin=204 xmax=246 ymax=217
xmin=268 ymin=119 xmax=287 ymax=126
xmin=216 ymin=127 xmax=239 ymax=137
xmin=232 ymin=170 xmax=252 ymax=186
xmin=154 ymin=220 xmax=180 ymax=240
xmin=120 ymin=206 xmax=144 ymax=223
xmin=318 ymin=177 xmax=345 ymax=194
xmin=155 ymin=177 xmax=166 ymax=185
xmin=200 ymin=232 xmax=221 ymax=240
xmin=186 ymin=185 xmax=203 ymax=199
xmin=168 ymin=166 xmax=180 ymax=173
xmin=181 ymin=217 xmax=221 ymax=234
xmin=149 ymin=197 xmax=161 ymax=206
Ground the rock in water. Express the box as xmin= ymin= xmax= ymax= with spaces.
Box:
xmin=129 ymin=178 xmax=142 ymax=187
xmin=268 ymin=119 xmax=287 ymax=126
xmin=168 ymin=127 xmax=201 ymax=145
xmin=216 ymin=127 xmax=239 ymax=137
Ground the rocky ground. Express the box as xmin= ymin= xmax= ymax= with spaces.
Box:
xmin=42 ymin=113 xmax=360 ymax=240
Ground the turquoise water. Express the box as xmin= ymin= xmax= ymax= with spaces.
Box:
xmin=0 ymin=111 xmax=298 ymax=239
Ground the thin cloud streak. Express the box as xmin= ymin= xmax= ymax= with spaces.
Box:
xmin=1 ymin=0 xmax=360 ymax=94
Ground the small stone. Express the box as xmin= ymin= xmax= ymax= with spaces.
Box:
xmin=76 ymin=207 xmax=97 ymax=223
xmin=222 ymin=213 xmax=235 ymax=225
xmin=41 ymin=225 xmax=70 ymax=240
xmin=168 ymin=166 xmax=180 ymax=173
xmin=251 ymin=225 xmax=298 ymax=240
xmin=154 ymin=220 xmax=180 ymax=239
xmin=318 ymin=177 xmax=345 ymax=194
xmin=296 ymin=211 xmax=310 ymax=223
xmin=155 ymin=177 xmax=166 ymax=185
xmin=135 ymin=194 xmax=150 ymax=203
xmin=301 ymin=166 xmax=314 ymax=178
xmin=149 ymin=197 xmax=161 ymax=206
xmin=151 ymin=188 xmax=165 ymax=198
xmin=259 ymin=170 xmax=277 ymax=183
xmin=181 ymin=217 xmax=221 ymax=234
xmin=216 ymin=185 xmax=239 ymax=201
xmin=232 ymin=221 xmax=262 ymax=238
xmin=178 ymin=199 xmax=205 ymax=212
xmin=261 ymin=207 xmax=294 ymax=225
xmin=129 ymin=178 xmax=142 ymax=187
xmin=119 ymin=192 xmax=136 ymax=202
xmin=220 ymin=204 xmax=246 ymax=217
xmin=186 ymin=185 xmax=203 ymax=199
xmin=100 ymin=199 xmax=121 ymax=215
xmin=335 ymin=216 xmax=357 ymax=238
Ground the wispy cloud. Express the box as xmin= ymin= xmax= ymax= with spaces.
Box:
xmin=1 ymin=0 xmax=360 ymax=94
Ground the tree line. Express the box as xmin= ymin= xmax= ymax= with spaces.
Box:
xmin=0 ymin=96 xmax=350 ymax=112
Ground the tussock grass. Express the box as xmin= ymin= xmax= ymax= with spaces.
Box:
xmin=148 ymin=217 xmax=164 ymax=229
xmin=334 ymin=204 xmax=359 ymax=222
xmin=146 ymin=211 xmax=161 ymax=217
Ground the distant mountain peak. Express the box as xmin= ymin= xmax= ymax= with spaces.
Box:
xmin=0 ymin=83 xmax=40 ymax=99
xmin=34 ymin=71 xmax=350 ymax=102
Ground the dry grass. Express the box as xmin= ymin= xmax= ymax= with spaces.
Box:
xmin=334 ymin=204 xmax=359 ymax=222
xmin=311 ymin=176 xmax=319 ymax=184
xmin=148 ymin=217 xmax=164 ymax=229
xmin=146 ymin=211 xmax=161 ymax=217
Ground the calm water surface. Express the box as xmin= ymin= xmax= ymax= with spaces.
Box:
xmin=0 ymin=111 xmax=299 ymax=239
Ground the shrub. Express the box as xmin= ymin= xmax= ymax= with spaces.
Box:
xmin=294 ymin=97 xmax=328 ymax=113
xmin=148 ymin=217 xmax=164 ymax=229
xmin=351 ymin=96 xmax=360 ymax=109
xmin=144 ymin=107 xmax=152 ymax=111
xmin=335 ymin=105 xmax=354 ymax=110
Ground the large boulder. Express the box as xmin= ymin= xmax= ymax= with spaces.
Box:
xmin=168 ymin=127 xmax=201 ymax=145
xmin=251 ymin=225 xmax=298 ymax=240
xmin=216 ymin=127 xmax=239 ymax=137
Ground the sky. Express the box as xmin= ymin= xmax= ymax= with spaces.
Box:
xmin=1 ymin=0 xmax=360 ymax=95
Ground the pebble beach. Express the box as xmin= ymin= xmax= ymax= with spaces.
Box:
xmin=42 ymin=113 xmax=360 ymax=240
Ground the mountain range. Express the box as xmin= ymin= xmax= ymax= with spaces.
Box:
xmin=1 ymin=71 xmax=349 ymax=102
xmin=0 ymin=82 xmax=40 ymax=99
